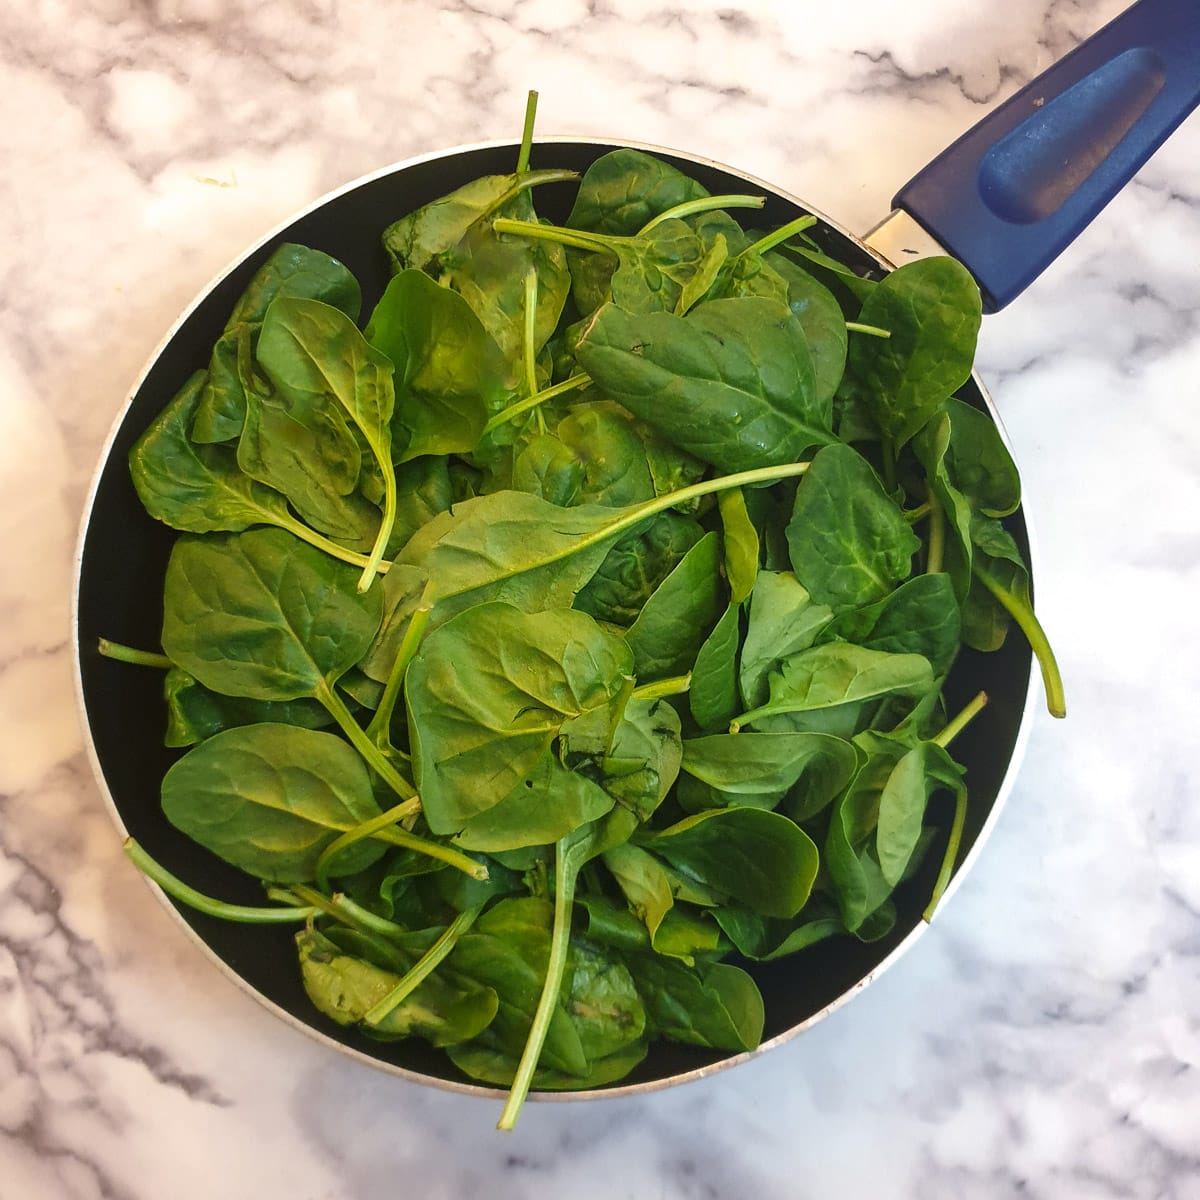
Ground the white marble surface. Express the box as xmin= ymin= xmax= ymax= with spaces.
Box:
xmin=3 ymin=0 xmax=1199 ymax=1196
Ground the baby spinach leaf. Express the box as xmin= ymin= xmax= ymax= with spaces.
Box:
xmin=453 ymin=755 xmax=615 ymax=853
xmin=717 ymin=487 xmax=759 ymax=605
xmin=680 ymin=731 xmax=856 ymax=820
xmin=162 ymin=667 xmax=330 ymax=748
xmin=627 ymin=955 xmax=763 ymax=1052
xmin=642 ymin=808 xmax=818 ymax=919
xmin=161 ymin=528 xmax=383 ymax=703
xmin=298 ymin=927 xmax=498 ymax=1047
xmin=738 ymin=571 xmax=834 ymax=709
xmin=602 ymin=842 xmax=675 ymax=948
xmin=734 ymin=643 xmax=935 ymax=734
xmin=689 ymin=603 xmax=742 ymax=733
xmin=713 ymin=898 xmax=844 ymax=961
xmin=406 ymin=603 xmax=634 ymax=833
xmin=846 ymin=257 xmax=982 ymax=448
xmin=943 ymin=397 xmax=1021 ymax=518
xmin=786 ymin=442 xmax=920 ymax=611
xmin=161 ymin=723 xmax=385 ymax=882
xmin=574 ymin=512 xmax=704 ymax=627
xmin=574 ymin=297 xmax=831 ymax=473
xmin=192 ymin=243 xmax=363 ymax=444
xmin=912 ymin=409 xmax=975 ymax=600
xmin=386 ymin=456 xmax=454 ymax=557
xmin=364 ymin=269 xmax=507 ymax=460
xmin=876 ymin=741 xmax=964 ymax=887
xmin=625 ymin=531 xmax=724 ymax=680
xmin=561 ymin=938 xmax=647 ymax=1061
xmin=566 ymin=149 xmax=710 ymax=238
xmin=129 ymin=371 xmax=298 ymax=537
xmin=825 ymin=572 xmax=962 ymax=677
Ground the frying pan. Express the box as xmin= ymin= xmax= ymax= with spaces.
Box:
xmin=72 ymin=0 xmax=1200 ymax=1101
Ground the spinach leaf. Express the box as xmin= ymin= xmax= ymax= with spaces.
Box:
xmin=575 ymin=297 xmax=831 ymax=473
xmin=717 ymin=487 xmax=760 ymax=604
xmin=161 ymin=528 xmax=383 ymax=704
xmin=574 ymin=512 xmax=704 ymax=627
xmin=625 ymin=531 xmax=724 ymax=680
xmin=406 ymin=603 xmax=634 ymax=833
xmin=641 ymin=808 xmax=818 ymax=919
xmin=846 ymin=257 xmax=982 ymax=448
xmin=627 ymin=955 xmax=763 ymax=1052
xmin=162 ymin=667 xmax=330 ymax=748
xmin=942 ymin=396 xmax=1021 ymax=518
xmin=876 ymin=741 xmax=964 ymax=886
xmin=786 ymin=443 xmax=920 ymax=611
xmin=688 ymin=603 xmax=742 ymax=733
xmin=192 ymin=243 xmax=363 ymax=444
xmin=738 ymin=571 xmax=834 ymax=709
xmin=566 ymin=149 xmax=710 ymax=237
xmin=365 ymin=269 xmax=508 ymax=460
xmin=161 ymin=723 xmax=385 ymax=882
xmin=714 ymin=902 xmax=845 ymax=962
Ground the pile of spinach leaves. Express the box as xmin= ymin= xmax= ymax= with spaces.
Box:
xmin=106 ymin=95 xmax=1063 ymax=1130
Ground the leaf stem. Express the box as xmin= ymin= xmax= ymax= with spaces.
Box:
xmin=845 ymin=321 xmax=891 ymax=338
xmin=922 ymin=781 xmax=967 ymax=922
xmin=281 ymin=884 xmax=412 ymax=942
xmin=931 ymin=690 xmax=988 ymax=749
xmin=925 ymin=487 xmax=945 ymax=575
xmin=494 ymin=216 xmax=614 ymax=256
xmin=357 ymin=460 xmax=397 ymax=593
xmin=318 ymin=683 xmax=418 ymax=800
xmin=363 ymin=904 xmax=484 ymax=1026
xmin=98 ymin=640 xmax=173 ymax=669
xmin=516 ymin=90 xmax=538 ymax=174
xmin=276 ymin=513 xmax=381 ymax=574
xmin=366 ymin=579 xmax=437 ymax=748
xmin=522 ymin=267 xmax=540 ymax=401
xmin=638 ymin=194 xmax=766 ymax=234
xmin=372 ymin=825 xmax=490 ymax=880
xmin=124 ymin=839 xmax=317 ymax=924
xmin=482 ymin=373 xmax=591 ymax=435
xmin=904 ymin=500 xmax=932 ymax=524
xmin=315 ymin=799 xmax=422 ymax=892
xmin=497 ymin=835 xmax=582 ymax=1130
xmin=631 ymin=673 xmax=692 ymax=701
xmin=742 ymin=215 xmax=818 ymax=260
xmin=973 ymin=565 xmax=1067 ymax=718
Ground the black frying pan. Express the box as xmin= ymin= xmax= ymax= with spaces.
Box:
xmin=72 ymin=0 xmax=1200 ymax=1100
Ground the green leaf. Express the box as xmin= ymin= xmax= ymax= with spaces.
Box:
xmin=161 ymin=723 xmax=385 ymax=882
xmin=717 ymin=487 xmax=760 ymax=604
xmin=574 ymin=297 xmax=831 ymax=473
xmin=846 ymin=257 xmax=982 ymax=447
xmin=566 ymin=149 xmax=710 ymax=238
xmin=876 ymin=741 xmax=964 ymax=886
xmin=161 ymin=528 xmax=384 ymax=702
xmin=406 ymin=604 xmax=634 ymax=833
xmin=942 ymin=397 xmax=1021 ymax=518
xmin=625 ymin=531 xmax=724 ymax=680
xmin=627 ymin=955 xmax=763 ymax=1052
xmin=786 ymin=443 xmax=920 ymax=611
xmin=642 ymin=808 xmax=818 ymax=919
xmin=689 ymin=603 xmax=742 ymax=733
xmin=738 ymin=571 xmax=833 ymax=709
xmin=364 ymin=270 xmax=507 ymax=460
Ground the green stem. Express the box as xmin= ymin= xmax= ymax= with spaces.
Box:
xmin=98 ymin=640 xmax=173 ymax=669
xmin=363 ymin=904 xmax=484 ymax=1027
xmin=357 ymin=455 xmax=397 ymax=594
xmin=931 ymin=690 xmax=988 ymax=749
xmin=904 ymin=500 xmax=932 ymax=524
xmin=516 ymin=90 xmax=538 ymax=174
xmin=366 ymin=579 xmax=437 ymax=748
xmin=925 ymin=488 xmax=945 ymax=575
xmin=742 ymin=215 xmax=818 ymax=260
xmin=973 ymin=565 xmax=1067 ymax=718
xmin=315 ymin=799 xmax=422 ymax=892
xmin=497 ymin=835 xmax=583 ymax=1130
xmin=371 ymin=825 xmax=490 ymax=880
xmin=493 ymin=217 xmax=618 ymax=256
xmin=845 ymin=321 xmax=891 ymax=338
xmin=522 ymin=268 xmax=539 ymax=401
xmin=276 ymin=513 xmax=379 ymax=573
xmin=922 ymin=782 xmax=967 ymax=922
xmin=125 ymin=839 xmax=316 ymax=924
xmin=482 ymin=373 xmax=590 ymax=435
xmin=638 ymin=194 xmax=765 ymax=233
xmin=282 ymin=884 xmax=412 ymax=942
xmin=317 ymin=683 xmax=417 ymax=800
xmin=631 ymin=673 xmax=692 ymax=701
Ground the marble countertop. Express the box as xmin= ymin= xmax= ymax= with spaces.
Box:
xmin=4 ymin=1 xmax=1199 ymax=1196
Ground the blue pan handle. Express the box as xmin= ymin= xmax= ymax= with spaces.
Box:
xmin=892 ymin=0 xmax=1200 ymax=311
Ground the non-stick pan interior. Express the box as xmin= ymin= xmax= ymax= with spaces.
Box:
xmin=75 ymin=141 xmax=1034 ymax=1093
